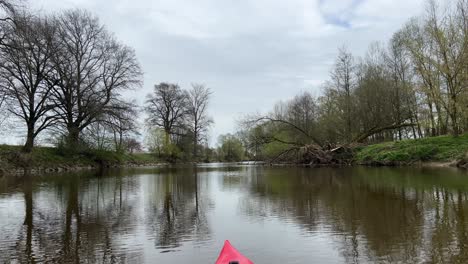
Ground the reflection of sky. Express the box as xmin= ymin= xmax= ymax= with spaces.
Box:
xmin=211 ymin=176 xmax=343 ymax=264
xmin=0 ymin=194 xmax=24 ymax=253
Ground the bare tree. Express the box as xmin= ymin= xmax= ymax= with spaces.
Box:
xmin=0 ymin=0 xmax=16 ymax=127
xmin=331 ymin=47 xmax=355 ymax=142
xmin=286 ymin=91 xmax=318 ymax=143
xmin=48 ymin=9 xmax=142 ymax=147
xmin=186 ymin=84 xmax=212 ymax=160
xmin=385 ymin=32 xmax=420 ymax=139
xmin=0 ymin=0 xmax=16 ymax=15
xmin=0 ymin=0 xmax=14 ymax=27
xmin=106 ymin=101 xmax=139 ymax=153
xmin=145 ymin=82 xmax=188 ymax=146
xmin=84 ymin=121 xmax=111 ymax=150
xmin=0 ymin=12 xmax=57 ymax=152
xmin=124 ymin=138 xmax=141 ymax=153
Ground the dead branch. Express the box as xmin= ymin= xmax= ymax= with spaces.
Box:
xmin=352 ymin=123 xmax=416 ymax=143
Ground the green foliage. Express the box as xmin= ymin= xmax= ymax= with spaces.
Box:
xmin=356 ymin=134 xmax=468 ymax=163
xmin=145 ymin=128 xmax=166 ymax=155
xmin=217 ymin=134 xmax=245 ymax=162
xmin=262 ymin=141 xmax=290 ymax=159
xmin=0 ymin=144 xmax=161 ymax=170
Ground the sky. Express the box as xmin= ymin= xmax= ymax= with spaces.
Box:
xmin=7 ymin=0 xmax=431 ymax=145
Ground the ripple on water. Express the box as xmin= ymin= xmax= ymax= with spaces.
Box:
xmin=1 ymin=166 xmax=468 ymax=263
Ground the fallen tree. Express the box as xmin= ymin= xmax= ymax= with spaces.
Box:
xmin=244 ymin=116 xmax=416 ymax=166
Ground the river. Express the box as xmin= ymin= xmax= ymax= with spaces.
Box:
xmin=1 ymin=164 xmax=467 ymax=263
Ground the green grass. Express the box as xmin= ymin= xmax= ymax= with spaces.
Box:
xmin=355 ymin=134 xmax=468 ymax=164
xmin=0 ymin=144 xmax=161 ymax=170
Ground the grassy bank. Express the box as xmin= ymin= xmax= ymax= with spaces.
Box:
xmin=0 ymin=145 xmax=161 ymax=174
xmin=355 ymin=134 xmax=468 ymax=166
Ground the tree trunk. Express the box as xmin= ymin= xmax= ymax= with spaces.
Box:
xmin=67 ymin=125 xmax=81 ymax=148
xmin=193 ymin=131 xmax=198 ymax=161
xmin=450 ymin=94 xmax=459 ymax=136
xmin=427 ymin=101 xmax=437 ymax=137
xmin=450 ymin=112 xmax=460 ymax=136
xmin=23 ymin=124 xmax=35 ymax=153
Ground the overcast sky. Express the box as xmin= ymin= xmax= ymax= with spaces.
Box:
xmin=13 ymin=0 xmax=431 ymax=145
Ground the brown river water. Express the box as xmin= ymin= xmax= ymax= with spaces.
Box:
xmin=1 ymin=164 xmax=468 ymax=263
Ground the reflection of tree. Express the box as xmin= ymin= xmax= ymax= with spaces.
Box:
xmin=3 ymin=170 xmax=143 ymax=263
xmin=239 ymin=167 xmax=468 ymax=263
xmin=145 ymin=167 xmax=211 ymax=249
xmin=10 ymin=175 xmax=35 ymax=263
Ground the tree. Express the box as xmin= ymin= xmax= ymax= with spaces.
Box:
xmin=331 ymin=47 xmax=355 ymax=142
xmin=0 ymin=73 xmax=7 ymax=127
xmin=105 ymin=101 xmax=139 ymax=153
xmin=217 ymin=134 xmax=245 ymax=162
xmin=84 ymin=121 xmax=111 ymax=150
xmin=124 ymin=138 xmax=141 ymax=153
xmin=145 ymin=82 xmax=187 ymax=156
xmin=82 ymin=101 xmax=139 ymax=152
xmin=400 ymin=0 xmax=468 ymax=136
xmin=0 ymin=12 xmax=57 ymax=152
xmin=0 ymin=0 xmax=15 ymax=16
xmin=286 ymin=91 xmax=319 ymax=144
xmin=385 ymin=32 xmax=420 ymax=139
xmin=401 ymin=18 xmax=446 ymax=136
xmin=48 ymin=9 xmax=142 ymax=147
xmin=0 ymin=0 xmax=17 ymax=44
xmin=352 ymin=43 xmax=414 ymax=143
xmin=425 ymin=0 xmax=468 ymax=135
xmin=145 ymin=127 xmax=166 ymax=157
xmin=186 ymin=84 xmax=213 ymax=160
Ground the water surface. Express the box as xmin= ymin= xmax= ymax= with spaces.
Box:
xmin=1 ymin=165 xmax=468 ymax=263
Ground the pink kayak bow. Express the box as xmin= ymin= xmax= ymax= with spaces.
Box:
xmin=215 ymin=240 xmax=254 ymax=264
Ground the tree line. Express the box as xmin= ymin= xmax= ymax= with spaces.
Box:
xmin=1 ymin=0 xmax=466 ymax=163
xmin=240 ymin=0 xmax=468 ymax=162
xmin=143 ymin=84 xmax=244 ymax=162
xmin=144 ymin=83 xmax=213 ymax=161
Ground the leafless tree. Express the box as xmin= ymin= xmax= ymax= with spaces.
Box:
xmin=83 ymin=100 xmax=139 ymax=152
xmin=186 ymin=84 xmax=212 ymax=159
xmin=48 ymin=9 xmax=142 ymax=147
xmin=145 ymin=82 xmax=188 ymax=144
xmin=286 ymin=91 xmax=318 ymax=143
xmin=124 ymin=138 xmax=142 ymax=153
xmin=0 ymin=0 xmax=17 ymax=44
xmin=0 ymin=12 xmax=57 ymax=152
xmin=106 ymin=101 xmax=139 ymax=152
xmin=0 ymin=0 xmax=16 ymax=14
xmin=0 ymin=0 xmax=16 ymax=127
xmin=331 ymin=47 xmax=355 ymax=142
xmin=84 ymin=121 xmax=111 ymax=150
xmin=385 ymin=32 xmax=421 ymax=139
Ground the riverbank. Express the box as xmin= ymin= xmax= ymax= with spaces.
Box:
xmin=1 ymin=134 xmax=467 ymax=176
xmin=355 ymin=134 xmax=468 ymax=168
xmin=0 ymin=145 xmax=162 ymax=175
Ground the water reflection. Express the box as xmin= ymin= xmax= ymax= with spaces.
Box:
xmin=0 ymin=167 xmax=212 ymax=263
xmin=0 ymin=165 xmax=467 ymax=263
xmin=236 ymin=167 xmax=468 ymax=263
xmin=143 ymin=167 xmax=211 ymax=250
